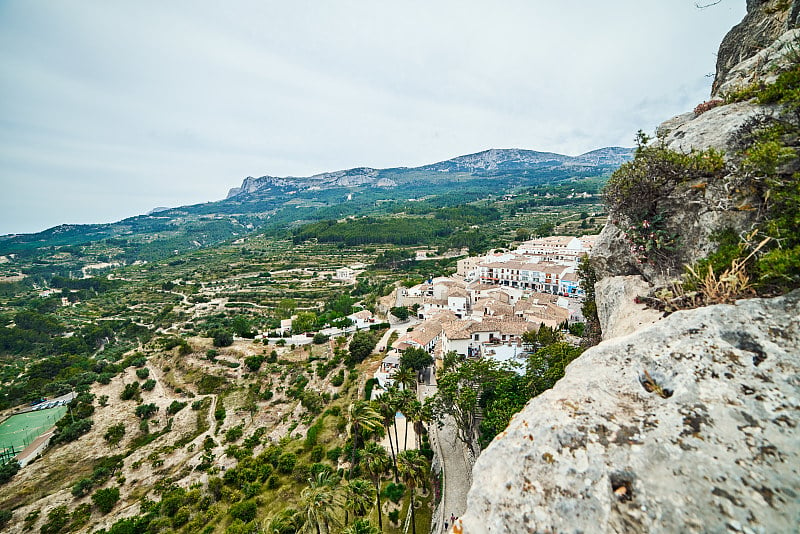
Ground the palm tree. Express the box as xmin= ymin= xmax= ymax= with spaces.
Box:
xmin=393 ymin=365 xmax=416 ymax=393
xmin=263 ymin=508 xmax=303 ymax=534
xmin=341 ymin=519 xmax=381 ymax=534
xmin=397 ymin=450 xmax=428 ymax=534
xmin=397 ymin=387 xmax=416 ymax=451
xmin=404 ymin=399 xmax=426 ymax=449
xmin=373 ymin=392 xmax=399 ymax=479
xmin=387 ymin=388 xmax=403 ymax=456
xmin=342 ymin=478 xmax=376 ymax=526
xmin=300 ymin=472 xmax=341 ymax=534
xmin=360 ymin=441 xmax=391 ymax=530
xmin=347 ymin=400 xmax=383 ymax=478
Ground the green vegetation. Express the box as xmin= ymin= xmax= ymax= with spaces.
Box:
xmin=689 ymin=65 xmax=800 ymax=297
xmin=0 ymin=461 xmax=20 ymax=486
xmin=604 ymin=132 xmax=726 ymax=266
xmin=0 ymin=146 xmax=626 ymax=533
xmin=91 ymin=487 xmax=120 ymax=514
xmin=431 ymin=336 xmax=584 ymax=451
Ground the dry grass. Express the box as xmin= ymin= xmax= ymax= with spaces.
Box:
xmin=653 ymin=235 xmax=770 ymax=312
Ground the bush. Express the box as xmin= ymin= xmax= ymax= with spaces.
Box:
xmin=104 ymin=423 xmax=126 ymax=447
xmin=229 ymin=500 xmax=257 ymax=523
xmin=172 ymin=506 xmax=191 ymax=527
xmin=330 ymin=369 xmax=345 ymax=387
xmin=40 ymin=506 xmax=70 ymax=534
xmin=326 ymin=447 xmax=342 ymax=463
xmin=211 ymin=329 xmax=233 ymax=347
xmin=244 ymin=355 xmax=265 ymax=372
xmin=70 ymin=503 xmax=91 ymax=530
xmin=167 ymin=400 xmax=187 ymax=415
xmin=135 ymin=403 xmax=159 ymax=419
xmin=135 ymin=368 xmax=150 ymax=380
xmin=312 ymin=332 xmax=329 ymax=344
xmin=0 ymin=510 xmax=11 ymax=529
xmin=225 ymin=425 xmax=244 ymax=443
xmin=72 ymin=477 xmax=94 ymax=497
xmin=299 ymin=390 xmax=324 ymax=415
xmin=120 ymin=382 xmax=141 ymax=401
xmin=310 ymin=445 xmax=325 ymax=462
xmin=363 ymin=378 xmax=376 ymax=400
xmin=92 ymin=487 xmax=121 ymax=514
xmin=0 ymin=460 xmax=20 ymax=485
xmin=276 ymin=452 xmax=297 ymax=474
xmin=383 ymin=482 xmax=406 ymax=504
xmin=141 ymin=379 xmax=156 ymax=391
xmin=390 ymin=306 xmax=409 ymax=320
xmin=388 ymin=509 xmax=400 ymax=524
xmin=305 ymin=419 xmax=323 ymax=449
xmin=52 ymin=418 xmax=93 ymax=444
xmin=347 ymin=331 xmax=378 ymax=365
xmin=603 ymin=133 xmax=726 ymax=265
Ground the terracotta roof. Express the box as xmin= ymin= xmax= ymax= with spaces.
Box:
xmin=442 ymin=319 xmax=476 ymax=340
xmin=561 ymin=272 xmax=580 ymax=282
xmin=448 ymin=287 xmax=468 ymax=298
xmin=469 ymin=319 xmax=532 ymax=336
xmin=411 ymin=324 xmax=441 ymax=346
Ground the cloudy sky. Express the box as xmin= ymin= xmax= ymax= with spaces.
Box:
xmin=0 ymin=1 xmax=745 ymax=235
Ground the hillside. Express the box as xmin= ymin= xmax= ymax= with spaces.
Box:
xmin=0 ymin=148 xmax=630 ymax=266
xmin=226 ymin=147 xmax=632 ymax=199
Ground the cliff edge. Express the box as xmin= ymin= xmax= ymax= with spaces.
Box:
xmin=458 ymin=2 xmax=800 ymax=531
xmin=459 ymin=291 xmax=799 ymax=533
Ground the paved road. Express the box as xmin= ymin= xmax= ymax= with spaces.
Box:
xmin=419 ymin=377 xmax=473 ymax=533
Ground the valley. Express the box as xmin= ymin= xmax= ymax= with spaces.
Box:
xmin=0 ymin=149 xmax=611 ymax=533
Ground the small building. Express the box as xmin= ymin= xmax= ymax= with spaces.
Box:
xmin=348 ymin=309 xmax=374 ymax=329
xmin=335 ymin=267 xmax=355 ymax=281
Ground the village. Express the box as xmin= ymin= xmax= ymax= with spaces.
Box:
xmin=269 ymin=235 xmax=596 ymax=396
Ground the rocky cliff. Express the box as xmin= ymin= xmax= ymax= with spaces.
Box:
xmin=459 ymin=291 xmax=800 ymax=533
xmin=458 ymin=2 xmax=800 ymax=531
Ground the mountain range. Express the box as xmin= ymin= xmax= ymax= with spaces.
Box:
xmin=0 ymin=147 xmax=631 ymax=260
xmin=225 ymin=147 xmax=632 ymax=200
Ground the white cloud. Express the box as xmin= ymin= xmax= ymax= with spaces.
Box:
xmin=0 ymin=0 xmax=746 ymax=234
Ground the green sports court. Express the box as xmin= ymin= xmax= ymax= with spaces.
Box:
xmin=0 ymin=406 xmax=67 ymax=461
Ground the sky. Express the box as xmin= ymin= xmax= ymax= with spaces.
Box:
xmin=0 ymin=1 xmax=746 ymax=235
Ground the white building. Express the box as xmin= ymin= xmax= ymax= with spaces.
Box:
xmin=335 ymin=267 xmax=355 ymax=281
xmin=348 ymin=309 xmax=375 ymax=329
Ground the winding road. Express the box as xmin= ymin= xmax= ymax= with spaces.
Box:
xmin=419 ymin=377 xmax=473 ymax=533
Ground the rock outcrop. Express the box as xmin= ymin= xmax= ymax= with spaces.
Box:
xmin=595 ymin=275 xmax=663 ymax=340
xmin=591 ymin=1 xmax=800 ymax=337
xmin=459 ymin=4 xmax=800 ymax=532
xmin=458 ymin=291 xmax=800 ymax=533
xmin=713 ymin=0 xmax=798 ymax=96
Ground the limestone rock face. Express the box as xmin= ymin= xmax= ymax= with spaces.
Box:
xmin=595 ymin=276 xmax=663 ymax=340
xmin=590 ymin=222 xmax=639 ymax=281
xmin=459 ymin=291 xmax=800 ymax=533
xmin=712 ymin=0 xmax=796 ymax=96
xmin=592 ymin=164 xmax=761 ymax=289
xmin=714 ymin=28 xmax=800 ymax=99
xmin=660 ymin=101 xmax=772 ymax=154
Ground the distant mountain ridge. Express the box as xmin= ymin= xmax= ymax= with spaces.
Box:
xmin=0 ymin=145 xmax=631 ymax=261
xmin=226 ymin=147 xmax=633 ymax=199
